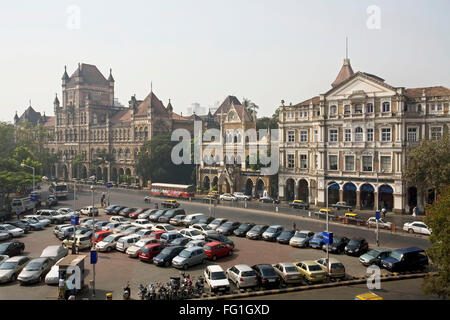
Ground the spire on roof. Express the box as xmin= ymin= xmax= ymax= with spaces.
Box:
xmin=62 ymin=65 xmax=69 ymax=81
xmin=167 ymin=99 xmax=173 ymax=113
xmin=331 ymin=37 xmax=354 ymax=88
xmin=14 ymin=111 xmax=19 ymax=124
xmin=108 ymin=68 xmax=115 ymax=82
xmin=54 ymin=93 xmax=60 ymax=105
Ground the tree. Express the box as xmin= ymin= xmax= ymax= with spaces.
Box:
xmin=242 ymin=98 xmax=259 ymax=117
xmin=423 ymin=186 xmax=450 ymax=299
xmin=405 ymin=134 xmax=450 ymax=211
xmin=256 ymin=107 xmax=279 ymax=130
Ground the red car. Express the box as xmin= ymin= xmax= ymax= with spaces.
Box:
xmin=119 ymin=207 xmax=137 ymax=217
xmin=92 ymin=230 xmax=112 ymax=244
xmin=129 ymin=208 xmax=148 ymax=219
xmin=139 ymin=243 xmax=164 ymax=262
xmin=203 ymin=241 xmax=233 ymax=261
xmin=149 ymin=230 xmax=166 ymax=240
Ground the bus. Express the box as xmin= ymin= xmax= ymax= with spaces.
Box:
xmin=50 ymin=182 xmax=69 ymax=199
xmin=150 ymin=183 xmax=195 ymax=199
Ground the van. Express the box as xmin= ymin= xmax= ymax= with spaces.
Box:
xmin=182 ymin=213 xmax=205 ymax=227
xmin=171 ymin=246 xmax=207 ymax=270
xmin=116 ymin=235 xmax=140 ymax=252
xmin=54 ymin=224 xmax=75 ymax=240
xmin=381 ymin=247 xmax=428 ymax=272
xmin=11 ymin=198 xmax=35 ymax=215
xmin=159 ymin=231 xmax=183 ymax=245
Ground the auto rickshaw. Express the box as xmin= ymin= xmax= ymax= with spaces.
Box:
xmin=344 ymin=212 xmax=358 ymax=219
xmin=354 ymin=292 xmax=383 ymax=300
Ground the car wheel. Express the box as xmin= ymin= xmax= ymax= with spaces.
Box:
xmin=228 ymin=250 xmax=232 ymax=256
xmin=106 ymin=247 xmax=112 ymax=252
xmin=183 ymin=264 xmax=188 ymax=270
xmin=212 ymin=255 xmax=217 ymax=261
xmin=202 ymin=259 xmax=206 ymax=264
xmin=408 ymin=228 xmax=414 ymax=234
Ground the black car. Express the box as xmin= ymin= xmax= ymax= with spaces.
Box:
xmin=252 ymin=264 xmax=280 ymax=289
xmin=104 ymin=205 xmax=120 ymax=215
xmin=380 ymin=247 xmax=429 ymax=272
xmin=344 ymin=238 xmax=369 ymax=256
xmin=324 ymin=236 xmax=350 ymax=254
xmin=216 ymin=221 xmax=241 ymax=236
xmin=148 ymin=210 xmax=167 ymax=222
xmin=233 ymin=223 xmax=255 ymax=237
xmin=276 ymin=229 xmax=295 ymax=244
xmin=111 ymin=206 xmax=127 ymax=215
xmin=259 ymin=197 xmax=280 ymax=204
xmin=158 ymin=209 xmax=186 ymax=223
xmin=246 ymin=225 xmax=269 ymax=240
xmin=197 ymin=216 xmax=215 ymax=225
xmin=7 ymin=221 xmax=31 ymax=233
xmin=0 ymin=242 xmax=25 ymax=257
xmin=205 ymin=234 xmax=234 ymax=249
xmin=153 ymin=246 xmax=185 ymax=267
xmin=167 ymin=237 xmax=190 ymax=247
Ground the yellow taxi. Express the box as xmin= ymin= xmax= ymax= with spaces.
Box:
xmin=320 ymin=208 xmax=333 ymax=213
xmin=354 ymin=292 xmax=384 ymax=300
xmin=161 ymin=199 xmax=180 ymax=208
xmin=344 ymin=212 xmax=358 ymax=218
xmin=294 ymin=260 xmax=327 ymax=284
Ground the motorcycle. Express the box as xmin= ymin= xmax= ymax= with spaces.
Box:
xmin=123 ymin=282 xmax=131 ymax=300
xmin=138 ymin=284 xmax=147 ymax=300
xmin=195 ymin=276 xmax=205 ymax=296
xmin=148 ymin=283 xmax=156 ymax=300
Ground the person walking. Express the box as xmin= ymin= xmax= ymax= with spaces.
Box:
xmin=101 ymin=193 xmax=106 ymax=207
xmin=412 ymin=206 xmax=417 ymax=217
xmin=71 ymin=241 xmax=77 ymax=255
xmin=381 ymin=208 xmax=386 ymax=219
xmin=292 ymin=221 xmax=297 ymax=231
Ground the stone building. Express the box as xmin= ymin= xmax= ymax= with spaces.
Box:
xmin=278 ymin=57 xmax=450 ymax=213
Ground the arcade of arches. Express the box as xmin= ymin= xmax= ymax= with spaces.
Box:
xmin=54 ymin=163 xmax=136 ymax=184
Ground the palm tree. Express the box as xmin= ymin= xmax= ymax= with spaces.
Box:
xmin=242 ymin=98 xmax=259 ymax=117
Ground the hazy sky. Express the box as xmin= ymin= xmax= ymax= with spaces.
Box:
xmin=1 ymin=0 xmax=449 ymax=122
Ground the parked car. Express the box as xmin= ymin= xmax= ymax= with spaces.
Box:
xmin=179 ymin=228 xmax=205 ymax=240
xmin=116 ymin=234 xmax=141 ymax=252
xmin=46 ymin=195 xmax=58 ymax=206
xmin=54 ymin=224 xmax=75 ymax=240
xmin=262 ymin=225 xmax=284 ymax=241
xmin=277 ymin=229 xmax=295 ymax=244
xmin=332 ymin=201 xmax=352 ymax=211
xmin=197 ymin=216 xmax=215 ymax=225
xmin=20 ymin=218 xmax=44 ymax=231
xmin=96 ymin=233 xmax=126 ymax=252
xmin=204 ymin=241 xmax=233 ymax=261
xmin=251 ymin=264 xmax=280 ymax=288
xmin=161 ymin=200 xmax=180 ymax=209
xmin=40 ymin=245 xmax=68 ymax=263
xmin=104 ymin=205 xmax=120 ymax=215
xmin=289 ymin=200 xmax=309 ymax=209
xmin=17 ymin=257 xmax=53 ymax=285
xmin=148 ymin=230 xmax=166 ymax=240
xmin=183 ymin=213 xmax=206 ymax=227
xmin=186 ymin=240 xmax=207 ymax=248
xmin=204 ymin=265 xmax=230 ymax=293
xmin=309 ymin=232 xmax=326 ymax=249
xmin=131 ymin=219 xmax=154 ymax=229
xmin=138 ymin=209 xmax=158 ymax=220
xmin=113 ymin=224 xmax=133 ymax=234
xmin=172 ymin=246 xmax=207 ymax=270
xmin=315 ymin=258 xmax=346 ymax=279
xmin=219 ymin=193 xmax=237 ymax=201
xmin=169 ymin=215 xmax=186 ymax=226
xmin=367 ymin=217 xmax=392 ymax=230
xmin=0 ymin=224 xmax=25 ymax=238
xmin=294 ymin=260 xmax=327 ymax=284
xmin=207 ymin=218 xmax=228 ymax=231
xmin=75 ymin=227 xmax=93 ymax=238
xmin=233 ymin=192 xmax=251 ymax=201
xmin=380 ymin=247 xmax=428 ymax=272
xmin=0 ymin=242 xmax=25 ymax=257
xmin=119 ymin=207 xmax=138 ymax=218
xmin=0 ymin=232 xmax=10 ymax=241
xmin=167 ymin=237 xmax=191 ymax=248
xmin=205 ymin=233 xmax=234 ymax=249
xmin=24 ymin=215 xmax=51 ymax=227
xmin=92 ymin=231 xmax=112 ymax=244
xmin=111 ymin=206 xmax=127 ymax=215
xmin=7 ymin=221 xmax=30 ymax=233
xmin=153 ymin=246 xmax=185 ymax=267
xmin=344 ymin=238 xmax=369 ymax=256
xmin=273 ymin=262 xmax=303 ymax=284
xmin=158 ymin=209 xmax=186 ymax=223
xmin=0 ymin=256 xmax=30 ymax=283
xmin=154 ymin=223 xmax=176 ymax=232
xmin=233 ymin=223 xmax=255 ymax=237
xmin=94 ymin=221 xmax=110 ymax=231
xmin=129 ymin=208 xmax=148 ymax=219
xmin=148 ymin=210 xmax=167 ymax=222
xmin=246 ymin=224 xmax=269 ymax=240
xmin=325 ymin=236 xmax=350 ymax=254
xmin=127 ymin=238 xmax=160 ymax=258
xmin=110 ymin=216 xmax=128 ymax=224
xmin=191 ymin=223 xmax=217 ymax=236
xmin=216 ymin=221 xmax=241 ymax=236
xmin=259 ymin=196 xmax=280 ymax=204
xmin=159 ymin=231 xmax=183 ymax=246
xmin=139 ymin=243 xmax=165 ymax=262
xmin=133 ymin=228 xmax=154 ymax=238
xmin=226 ymin=264 xmax=258 ymax=289
xmin=359 ymin=248 xmax=392 ymax=266
xmin=80 ymin=206 xmax=99 ymax=217
xmin=63 ymin=234 xmax=92 ymax=251
xmin=102 ymin=222 xmax=122 ymax=232
xmin=403 ymin=221 xmax=432 ymax=235
xmin=0 ymin=255 xmax=8 ymax=265
xmin=122 ymin=226 xmax=143 ymax=236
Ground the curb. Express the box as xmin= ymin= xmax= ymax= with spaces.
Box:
xmin=195 ymin=272 xmax=434 ymax=300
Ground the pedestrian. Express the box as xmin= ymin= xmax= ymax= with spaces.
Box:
xmin=412 ymin=206 xmax=417 ymax=217
xmin=382 ymin=208 xmax=386 ymax=219
xmin=71 ymin=241 xmax=77 ymax=255
xmin=292 ymin=221 xmax=297 ymax=231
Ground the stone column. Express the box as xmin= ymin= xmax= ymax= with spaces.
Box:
xmin=294 ymin=183 xmax=299 ymax=200
xmin=356 ymin=191 xmax=361 ymax=210
xmin=339 ymin=189 xmax=344 ymax=202
xmin=374 ymin=192 xmax=379 ymax=211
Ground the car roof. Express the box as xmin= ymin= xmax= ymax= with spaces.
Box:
xmin=268 ymin=225 xmax=283 ymax=228
xmin=234 ymin=264 xmax=253 ymax=271
xmin=300 ymin=260 xmax=319 ymax=266
xmin=394 ymin=247 xmax=424 ymax=254
xmin=29 ymin=257 xmax=49 ymax=263
xmin=184 ymin=246 xmax=203 ymax=252
xmin=317 ymin=257 xmax=341 ymax=263
xmin=205 ymin=241 xmax=222 ymax=246
xmin=143 ymin=243 xmax=161 ymax=248
xmin=277 ymin=262 xmax=296 ymax=267
xmin=6 ymin=255 xmax=28 ymax=262
xmin=207 ymin=265 xmax=224 ymax=272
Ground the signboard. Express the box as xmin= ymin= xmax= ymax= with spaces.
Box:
xmin=375 ymin=211 xmax=380 ymax=220
xmin=30 ymin=194 xmax=38 ymax=202
xmin=90 ymin=250 xmax=98 ymax=265
xmin=323 ymin=231 xmax=333 ymax=245
xmin=71 ymin=215 xmax=79 ymax=226
xmin=106 ymin=182 xmax=113 ymax=189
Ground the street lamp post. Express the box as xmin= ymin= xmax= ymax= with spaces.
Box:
xmin=21 ymin=163 xmax=36 ymax=213
xmin=326 ymin=182 xmax=330 ymax=275
xmin=90 ymin=182 xmax=96 ymax=298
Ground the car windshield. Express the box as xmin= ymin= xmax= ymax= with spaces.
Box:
xmin=238 ymin=224 xmax=249 ymax=229
xmin=294 ymin=232 xmax=307 ymax=238
xmin=332 ymin=237 xmax=341 ymax=244
xmin=190 ymin=230 xmax=202 ymax=236
xmin=308 ymin=265 xmax=322 ymax=272
xmin=0 ymin=262 xmax=17 ymax=270
xmin=163 ymin=225 xmax=175 ymax=231
xmin=366 ymin=250 xmax=381 ymax=257
xmin=24 ymin=262 xmax=42 ymax=271
xmin=260 ymin=267 xmax=277 ymax=277
xmin=285 ymin=266 xmax=298 ymax=273
xmin=251 ymin=225 xmax=264 ymax=232
xmin=178 ymin=250 xmax=191 ymax=258
xmin=141 ymin=247 xmax=150 ymax=254
xmin=136 ymin=240 xmax=151 ymax=246
xmin=221 ymin=222 xmax=234 ymax=228
xmin=331 ymin=263 xmax=344 ymax=270
xmin=102 ymin=235 xmax=115 ymax=243
xmin=266 ymin=227 xmax=279 ymax=233
xmin=390 ymin=251 xmax=403 ymax=261
xmin=348 ymin=240 xmax=361 ymax=246
xmin=280 ymin=231 xmax=293 ymax=237
xmin=241 ymin=271 xmax=256 ymax=277
xmin=164 ymin=210 xmax=175 ymax=217
xmin=211 ymin=271 xmax=227 ymax=280
xmin=211 ymin=219 xmax=221 ymax=225
xmin=4 ymin=225 xmax=15 ymax=230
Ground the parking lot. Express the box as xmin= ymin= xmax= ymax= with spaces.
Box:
xmin=0 ymin=192 xmax=429 ymax=300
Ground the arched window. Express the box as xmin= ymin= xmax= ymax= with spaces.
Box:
xmin=93 ymin=113 xmax=98 ymax=124
xmin=355 ymin=127 xmax=363 ymax=141
xmin=330 ymin=105 xmax=337 ymax=116
xmin=118 ymin=149 xmax=123 ymax=160
xmin=144 ymin=127 xmax=148 ymax=140
xmin=382 ymin=102 xmax=391 ymax=113
xmin=125 ymin=149 xmax=131 ymax=159
xmin=112 ymin=149 xmax=117 ymax=160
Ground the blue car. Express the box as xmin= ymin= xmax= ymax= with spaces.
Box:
xmin=380 ymin=247 xmax=428 ymax=272
xmin=309 ymin=232 xmax=325 ymax=249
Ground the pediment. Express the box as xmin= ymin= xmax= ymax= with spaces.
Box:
xmin=326 ymin=75 xmax=397 ymax=101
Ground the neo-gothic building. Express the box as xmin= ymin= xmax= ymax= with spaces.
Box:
xmin=278 ymin=58 xmax=450 ymax=213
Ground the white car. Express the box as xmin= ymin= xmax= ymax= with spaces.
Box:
xmin=0 ymin=232 xmax=11 ymax=241
xmin=0 ymin=256 xmax=31 ymax=283
xmin=102 ymin=222 xmax=122 ymax=232
xmin=96 ymin=233 xmax=126 ymax=252
xmin=110 ymin=216 xmax=128 ymax=224
xmin=226 ymin=264 xmax=258 ymax=289
xmin=25 ymin=215 xmax=51 ymax=227
xmin=0 ymin=224 xmax=25 ymax=238
xmin=403 ymin=221 xmax=432 ymax=235
xmin=191 ymin=223 xmax=217 ymax=236
xmin=116 ymin=234 xmax=141 ymax=252
xmin=133 ymin=229 xmax=154 ymax=238
xmin=204 ymin=265 xmax=230 ymax=293
xmin=35 ymin=210 xmax=66 ymax=224
xmin=219 ymin=193 xmax=237 ymax=201
xmin=367 ymin=217 xmax=392 ymax=230
xmin=131 ymin=219 xmax=154 ymax=229
xmin=179 ymin=228 xmax=205 ymax=240
xmin=45 ymin=257 xmax=65 ymax=285
xmin=233 ymin=192 xmax=251 ymax=201
xmin=80 ymin=206 xmax=99 ymax=216
xmin=125 ymin=238 xmax=159 ymax=258
xmin=154 ymin=223 xmax=176 ymax=232
xmin=0 ymin=255 xmax=9 ymax=265
xmin=40 ymin=245 xmax=68 ymax=263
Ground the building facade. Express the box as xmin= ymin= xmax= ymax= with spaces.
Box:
xmin=278 ymin=58 xmax=450 ymax=213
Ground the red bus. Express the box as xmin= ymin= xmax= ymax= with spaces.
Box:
xmin=150 ymin=183 xmax=195 ymax=199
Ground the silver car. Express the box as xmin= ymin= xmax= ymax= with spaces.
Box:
xmin=96 ymin=233 xmax=126 ymax=252
xmin=40 ymin=245 xmax=68 ymax=263
xmin=171 ymin=246 xmax=207 ymax=270
xmin=226 ymin=264 xmax=258 ymax=289
xmin=273 ymin=262 xmax=303 ymax=284
xmin=0 ymin=256 xmax=30 ymax=283
xmin=18 ymin=257 xmax=53 ymax=285
xmin=289 ymin=230 xmax=314 ymax=248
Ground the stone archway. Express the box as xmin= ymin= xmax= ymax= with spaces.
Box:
xmin=212 ymin=176 xmax=218 ymax=191
xmin=255 ymin=179 xmax=265 ymax=198
xmin=407 ymin=186 xmax=418 ymax=214
xmin=327 ymin=182 xmax=340 ymax=205
xmin=112 ymin=168 xmax=118 ymax=183
xmin=103 ymin=167 xmax=108 ymax=182
xmin=298 ymin=179 xmax=309 ymax=202
xmin=378 ymin=184 xmax=394 ymax=211
xmin=285 ymin=178 xmax=295 ymax=201
xmin=203 ymin=176 xmax=210 ymax=191
xmin=343 ymin=182 xmax=357 ymax=206
xmin=360 ymin=183 xmax=375 ymax=209
xmin=97 ymin=167 xmax=103 ymax=181
xmin=82 ymin=166 xmax=87 ymax=179
xmin=245 ymin=179 xmax=254 ymax=197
